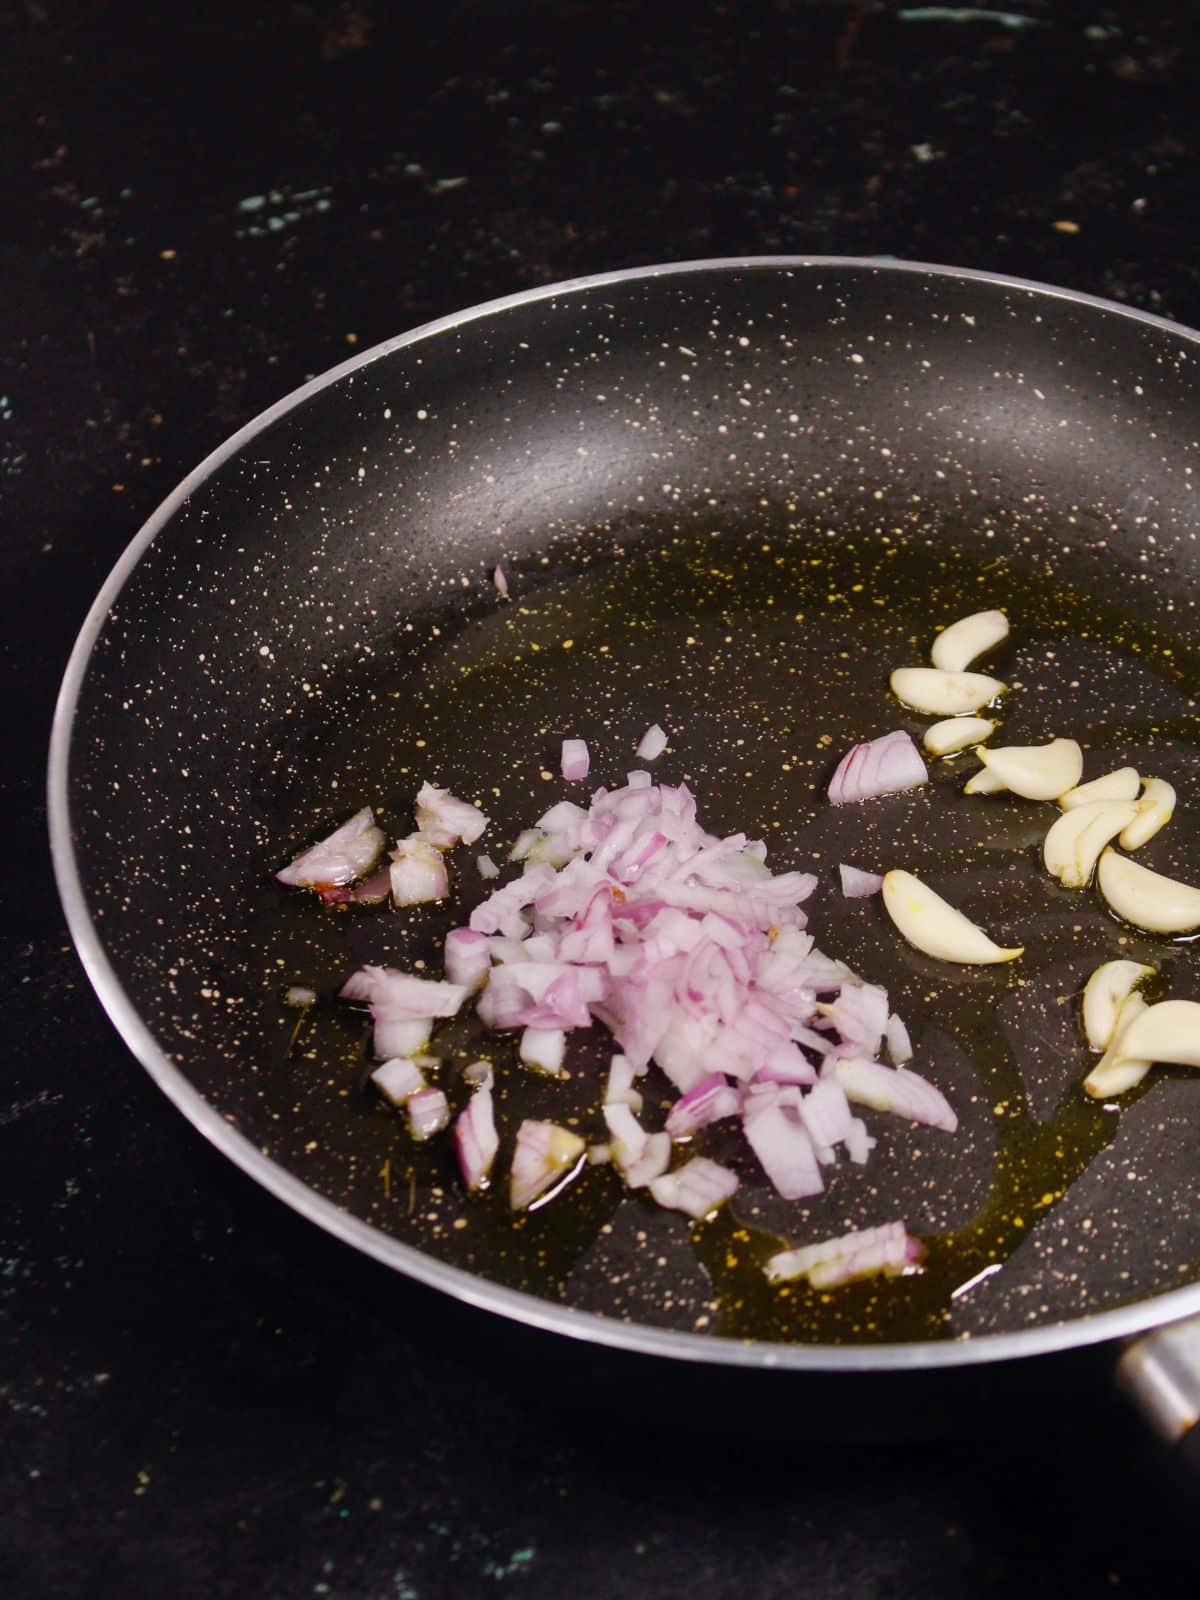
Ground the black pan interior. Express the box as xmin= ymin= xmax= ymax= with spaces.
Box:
xmin=67 ymin=262 xmax=1200 ymax=1346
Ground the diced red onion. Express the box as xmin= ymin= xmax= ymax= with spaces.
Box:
xmin=370 ymin=1056 xmax=427 ymax=1106
xmin=603 ymin=1102 xmax=648 ymax=1165
xmin=493 ymin=563 xmax=509 ymax=595
xmin=838 ymin=864 xmax=884 ymax=899
xmin=742 ymin=1104 xmax=824 ymax=1199
xmin=885 ymin=1013 xmax=913 ymax=1066
xmin=797 ymin=1078 xmax=853 ymax=1149
xmin=765 ymin=1221 xmax=924 ymax=1287
xmin=277 ymin=805 xmax=385 ymax=890
xmin=509 ymin=1119 xmax=586 ymax=1210
xmin=340 ymin=965 xmax=468 ymax=1019
xmin=407 ymin=1087 xmax=450 ymax=1141
xmin=351 ymin=865 xmax=394 ymax=904
xmin=284 ymin=985 xmax=317 ymax=1008
xmin=605 ymin=1053 xmax=646 ymax=1112
xmin=636 ymin=724 xmax=669 ymax=761
xmin=389 ymin=835 xmax=449 ymax=906
xmin=455 ymin=1079 xmax=499 ymax=1191
xmin=444 ymin=928 xmax=491 ymax=992
xmin=477 ymin=854 xmax=500 ymax=879
xmin=833 ymin=1057 xmax=957 ymax=1132
xmin=415 ymin=783 xmax=489 ymax=848
xmin=374 ymin=1016 xmax=432 ymax=1059
xmin=844 ymin=1116 xmax=876 ymax=1165
xmin=649 ymin=1156 xmax=738 ymax=1219
xmin=664 ymin=1073 xmax=742 ymax=1137
xmin=828 ymin=730 xmax=928 ymax=805
xmin=519 ymin=1027 xmax=567 ymax=1076
xmin=619 ymin=1129 xmax=672 ymax=1189
xmin=561 ymin=739 xmax=590 ymax=782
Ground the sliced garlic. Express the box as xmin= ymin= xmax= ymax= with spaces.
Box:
xmin=890 ymin=667 xmax=1006 ymax=717
xmin=1058 ymin=766 xmax=1140 ymax=810
xmin=881 ymin=870 xmax=1023 ymax=964
xmin=924 ymin=716 xmax=997 ymax=757
xmin=1097 ymin=848 xmax=1200 ymax=934
xmin=964 ymin=766 xmax=1007 ymax=796
xmin=1083 ymin=992 xmax=1152 ymax=1098
xmin=930 ymin=609 xmax=1009 ymax=673
xmin=1081 ymin=959 xmax=1156 ymax=1051
xmin=1110 ymin=998 xmax=1200 ymax=1070
xmin=1043 ymin=800 xmax=1138 ymax=888
xmin=978 ymin=738 xmax=1083 ymax=801
xmin=1119 ymin=777 xmax=1176 ymax=850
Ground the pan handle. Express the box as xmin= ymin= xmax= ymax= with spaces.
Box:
xmin=1116 ymin=1314 xmax=1200 ymax=1460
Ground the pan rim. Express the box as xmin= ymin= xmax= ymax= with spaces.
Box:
xmin=48 ymin=254 xmax=1200 ymax=1373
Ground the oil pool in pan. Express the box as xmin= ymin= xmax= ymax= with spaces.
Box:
xmin=250 ymin=517 xmax=1200 ymax=1346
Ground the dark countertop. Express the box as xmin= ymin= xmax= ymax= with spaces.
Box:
xmin=5 ymin=3 xmax=1200 ymax=1594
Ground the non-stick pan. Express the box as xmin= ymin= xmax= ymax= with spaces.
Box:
xmin=48 ymin=259 xmax=1200 ymax=1448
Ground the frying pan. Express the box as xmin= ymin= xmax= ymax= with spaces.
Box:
xmin=48 ymin=258 xmax=1200 ymax=1448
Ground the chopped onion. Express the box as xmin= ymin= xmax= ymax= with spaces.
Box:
xmin=828 ymin=731 xmax=928 ymax=805
xmin=277 ymin=806 xmax=385 ymax=890
xmin=370 ymin=1056 xmax=427 ymax=1106
xmin=477 ymin=854 xmax=500 ymax=879
xmin=389 ymin=835 xmax=449 ymax=906
xmin=885 ymin=1013 xmax=913 ymax=1066
xmin=493 ymin=563 xmax=509 ymax=596
xmin=284 ymin=985 xmax=317 ymax=1008
xmin=649 ymin=1157 xmax=739 ymax=1219
xmin=664 ymin=1073 xmax=742 ymax=1137
xmin=619 ymin=1129 xmax=672 ymax=1189
xmin=844 ymin=1116 xmax=876 ymax=1165
xmin=833 ymin=1057 xmax=957 ymax=1132
xmin=415 ymin=783 xmax=489 ymax=849
xmin=509 ymin=1119 xmax=586 ymax=1210
xmin=519 ymin=1027 xmax=567 ymax=1076
xmin=407 ymin=1087 xmax=450 ymax=1141
xmin=605 ymin=1053 xmax=646 ymax=1112
xmin=636 ymin=724 xmax=669 ymax=761
xmin=455 ymin=1077 xmax=499 ymax=1191
xmin=340 ymin=964 xmax=465 ymax=1058
xmin=742 ymin=1103 xmax=824 ymax=1199
xmin=561 ymin=738 xmax=590 ymax=782
xmin=765 ymin=1221 xmax=923 ymax=1287
xmin=444 ymin=928 xmax=491 ymax=992
xmin=839 ymin=864 xmax=884 ymax=899
xmin=351 ymin=865 xmax=393 ymax=904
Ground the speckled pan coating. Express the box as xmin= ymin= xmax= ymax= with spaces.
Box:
xmin=49 ymin=258 xmax=1200 ymax=1371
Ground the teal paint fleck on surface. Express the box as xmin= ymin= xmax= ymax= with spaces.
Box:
xmin=483 ymin=1547 xmax=536 ymax=1581
xmin=238 ymin=195 xmax=267 ymax=213
xmin=899 ymin=7 xmax=1042 ymax=26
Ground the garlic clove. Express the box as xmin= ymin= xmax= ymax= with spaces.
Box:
xmin=924 ymin=716 xmax=997 ymax=757
xmin=1081 ymin=959 xmax=1156 ymax=1051
xmin=1058 ymin=766 xmax=1140 ymax=810
xmin=881 ymin=870 xmax=1023 ymax=964
xmin=978 ymin=738 xmax=1083 ymax=801
xmin=1110 ymin=998 xmax=1200 ymax=1070
xmin=890 ymin=667 xmax=1007 ymax=717
xmin=1043 ymin=800 xmax=1139 ymax=888
xmin=1096 ymin=848 xmax=1200 ymax=934
xmin=964 ymin=766 xmax=1007 ymax=796
xmin=1119 ymin=777 xmax=1176 ymax=851
xmin=1083 ymin=991 xmax=1152 ymax=1098
xmin=930 ymin=609 xmax=1009 ymax=672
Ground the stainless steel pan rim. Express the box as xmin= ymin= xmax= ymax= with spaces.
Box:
xmin=48 ymin=255 xmax=1200 ymax=1373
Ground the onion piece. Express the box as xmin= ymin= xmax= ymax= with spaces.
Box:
xmin=284 ymin=985 xmax=317 ymax=1008
xmin=649 ymin=1157 xmax=739 ymax=1219
xmin=833 ymin=1057 xmax=957 ymax=1132
xmin=406 ymin=1087 xmax=450 ymax=1140
xmin=765 ymin=1221 xmax=923 ymax=1287
xmin=665 ymin=1073 xmax=742 ymax=1137
xmin=844 ymin=1117 xmax=876 ymax=1165
xmin=493 ymin=563 xmax=509 ymax=596
xmin=519 ymin=1027 xmax=567 ymax=1076
xmin=477 ymin=854 xmax=500 ymax=879
xmin=561 ymin=739 xmax=590 ymax=781
xmin=619 ymin=1130 xmax=672 ymax=1189
xmin=444 ymin=928 xmax=492 ymax=992
xmin=277 ymin=806 xmax=385 ymax=890
xmin=885 ymin=1013 xmax=913 ymax=1066
xmin=389 ymin=835 xmax=449 ymax=906
xmin=742 ymin=1104 xmax=824 ymax=1199
xmin=455 ymin=1078 xmax=499 ymax=1191
xmin=370 ymin=1057 xmax=427 ymax=1107
xmin=636 ymin=724 xmax=669 ymax=761
xmin=415 ymin=783 xmax=490 ymax=848
xmin=509 ymin=1119 xmax=586 ymax=1210
xmin=839 ymin=864 xmax=883 ymax=899
xmin=605 ymin=1053 xmax=646 ymax=1112
xmin=340 ymin=966 xmax=468 ymax=1019
xmin=828 ymin=730 xmax=928 ymax=805
xmin=351 ymin=865 xmax=393 ymax=904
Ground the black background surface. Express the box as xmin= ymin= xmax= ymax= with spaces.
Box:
xmin=6 ymin=3 xmax=1200 ymax=1594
